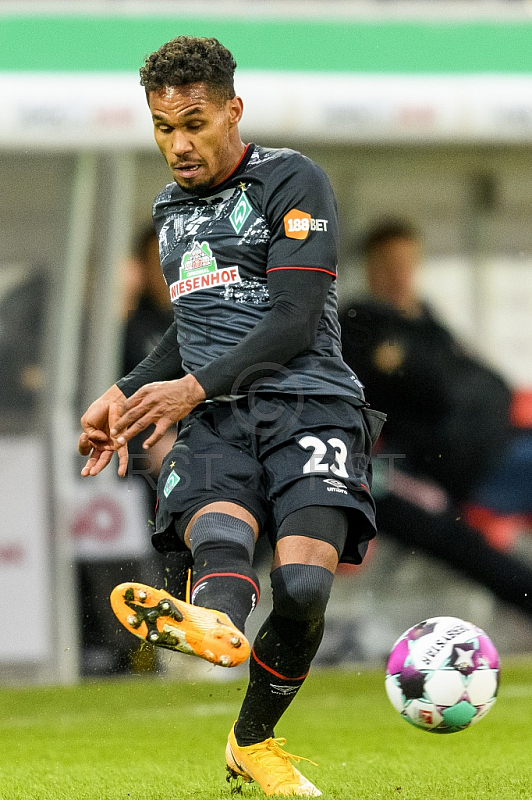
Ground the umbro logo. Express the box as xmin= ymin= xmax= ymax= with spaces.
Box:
xmin=323 ymin=478 xmax=346 ymax=489
xmin=269 ymin=684 xmax=299 ymax=696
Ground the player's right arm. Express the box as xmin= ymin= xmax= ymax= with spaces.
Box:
xmin=78 ymin=320 xmax=183 ymax=476
xmin=116 ymin=320 xmax=184 ymax=397
xmin=79 ymin=384 xmax=129 ymax=476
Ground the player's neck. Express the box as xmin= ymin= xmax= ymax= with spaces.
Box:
xmin=213 ymin=141 xmax=249 ymax=188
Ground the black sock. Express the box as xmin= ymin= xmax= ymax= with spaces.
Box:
xmin=234 ymin=609 xmax=325 ymax=746
xmin=191 ymin=539 xmax=260 ymax=633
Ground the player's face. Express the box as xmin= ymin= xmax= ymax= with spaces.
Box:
xmin=148 ymin=83 xmax=244 ymax=192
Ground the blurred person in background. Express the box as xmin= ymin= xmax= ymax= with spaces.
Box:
xmin=122 ymin=222 xmax=174 ymax=376
xmin=339 ymin=218 xmax=532 ymax=624
xmin=78 ymin=35 xmax=383 ymax=796
xmin=0 ymin=267 xmax=48 ymax=428
xmin=341 ymin=218 xmax=532 ymax=512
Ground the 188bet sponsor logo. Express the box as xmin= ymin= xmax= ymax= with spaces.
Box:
xmin=284 ymin=208 xmax=329 ymax=240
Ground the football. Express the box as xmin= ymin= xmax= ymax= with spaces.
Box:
xmin=385 ymin=616 xmax=500 ymax=733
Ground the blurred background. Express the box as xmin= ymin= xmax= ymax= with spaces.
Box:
xmin=1 ymin=0 xmax=531 ymax=685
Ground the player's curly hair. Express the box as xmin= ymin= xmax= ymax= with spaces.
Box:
xmin=140 ymin=36 xmax=237 ymax=101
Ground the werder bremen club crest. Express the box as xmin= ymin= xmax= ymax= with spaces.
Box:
xmin=230 ymin=190 xmax=252 ymax=234
xmin=180 ymin=241 xmax=217 ymax=280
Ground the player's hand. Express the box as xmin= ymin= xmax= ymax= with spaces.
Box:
xmin=110 ymin=374 xmax=206 ymax=449
xmin=79 ymin=385 xmax=129 ymax=477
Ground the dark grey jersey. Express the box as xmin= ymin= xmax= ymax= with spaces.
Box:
xmin=153 ymin=144 xmax=365 ymax=402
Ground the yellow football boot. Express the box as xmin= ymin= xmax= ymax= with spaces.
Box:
xmin=225 ymin=724 xmax=322 ymax=796
xmin=110 ymin=582 xmax=249 ymax=668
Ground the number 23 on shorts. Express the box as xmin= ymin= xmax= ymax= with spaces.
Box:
xmin=298 ymin=435 xmax=349 ymax=478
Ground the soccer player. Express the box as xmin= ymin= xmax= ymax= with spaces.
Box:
xmin=79 ymin=37 xmax=383 ymax=797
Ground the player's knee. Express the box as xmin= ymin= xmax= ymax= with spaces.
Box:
xmin=186 ymin=512 xmax=256 ymax=564
xmin=270 ymin=563 xmax=334 ymax=622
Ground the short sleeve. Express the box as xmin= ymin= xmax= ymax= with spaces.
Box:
xmin=263 ymin=153 xmax=339 ymax=277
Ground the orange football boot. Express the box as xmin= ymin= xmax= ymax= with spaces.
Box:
xmin=110 ymin=582 xmax=249 ymax=668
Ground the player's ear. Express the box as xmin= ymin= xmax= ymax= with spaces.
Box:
xmin=228 ymin=96 xmax=244 ymax=126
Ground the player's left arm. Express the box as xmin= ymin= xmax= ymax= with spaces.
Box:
xmin=189 ymin=152 xmax=340 ymax=397
xmin=192 ymin=151 xmax=340 ymax=399
xmin=192 ymin=267 xmax=332 ymax=397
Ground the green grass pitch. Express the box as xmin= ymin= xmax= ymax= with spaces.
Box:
xmin=0 ymin=658 xmax=530 ymax=799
